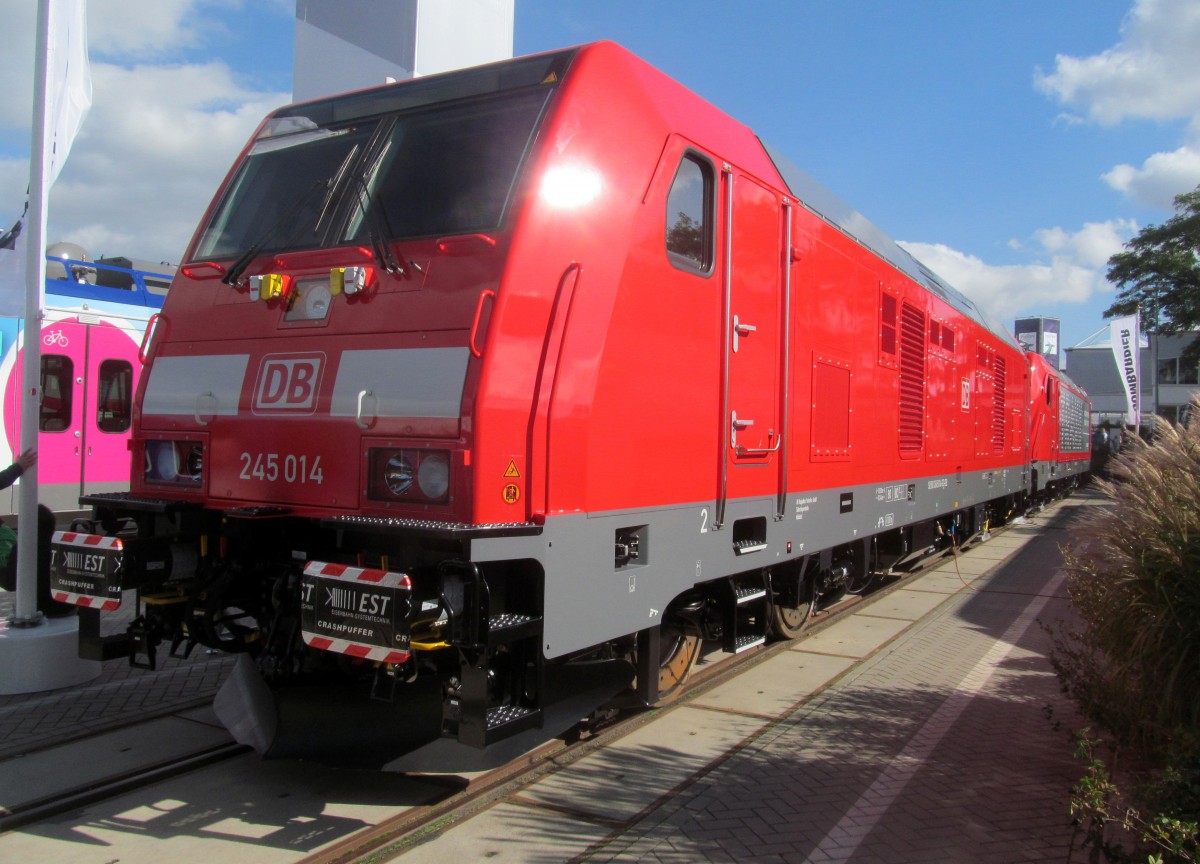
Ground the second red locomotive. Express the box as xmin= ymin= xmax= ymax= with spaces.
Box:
xmin=52 ymin=42 xmax=1090 ymax=761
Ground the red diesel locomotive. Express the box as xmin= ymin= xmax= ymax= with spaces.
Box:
xmin=52 ymin=42 xmax=1089 ymax=762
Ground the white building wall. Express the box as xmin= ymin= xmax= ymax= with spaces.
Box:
xmin=293 ymin=0 xmax=513 ymax=103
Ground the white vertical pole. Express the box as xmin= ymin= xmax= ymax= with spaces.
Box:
xmin=13 ymin=0 xmax=51 ymax=626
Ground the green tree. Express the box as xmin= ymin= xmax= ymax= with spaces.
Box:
xmin=1105 ymin=184 xmax=1200 ymax=361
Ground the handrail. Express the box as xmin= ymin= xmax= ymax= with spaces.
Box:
xmin=469 ymin=289 xmax=496 ymax=358
xmin=138 ymin=313 xmax=167 ymax=365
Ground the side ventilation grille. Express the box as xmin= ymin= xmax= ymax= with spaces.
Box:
xmin=992 ymin=355 xmax=1006 ymax=452
xmin=898 ymin=302 xmax=926 ymax=456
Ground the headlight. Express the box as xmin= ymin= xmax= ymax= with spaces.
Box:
xmin=144 ymin=440 xmax=203 ymax=487
xmin=416 ymin=453 xmax=450 ymax=500
xmin=369 ymin=448 xmax=451 ymax=504
xmin=383 ymin=453 xmax=414 ymax=496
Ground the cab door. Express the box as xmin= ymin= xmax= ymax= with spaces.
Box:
xmin=717 ymin=169 xmax=786 ymax=526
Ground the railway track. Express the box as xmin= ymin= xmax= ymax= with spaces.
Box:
xmin=0 ymin=498 xmax=1074 ymax=857
xmin=0 ymin=738 xmax=247 ymax=834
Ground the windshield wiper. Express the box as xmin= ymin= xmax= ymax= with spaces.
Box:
xmin=222 ymin=146 xmax=362 ymax=288
xmin=349 ymin=174 xmax=410 ymax=277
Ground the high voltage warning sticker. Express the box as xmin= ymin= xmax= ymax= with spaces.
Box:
xmin=504 ymin=460 xmax=521 ymax=478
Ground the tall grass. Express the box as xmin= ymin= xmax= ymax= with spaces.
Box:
xmin=1054 ymin=396 xmax=1200 ymax=861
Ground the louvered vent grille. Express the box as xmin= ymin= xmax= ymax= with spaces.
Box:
xmin=992 ymin=355 xmax=1006 ymax=451
xmin=898 ymin=303 xmax=925 ymax=455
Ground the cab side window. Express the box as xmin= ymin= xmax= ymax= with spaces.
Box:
xmin=96 ymin=359 xmax=133 ymax=433
xmin=665 ymin=154 xmax=714 ymax=273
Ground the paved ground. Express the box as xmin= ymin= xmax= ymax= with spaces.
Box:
xmin=0 ymin=493 xmax=1101 ymax=863
xmin=397 ymin=495 xmax=1099 ymax=863
xmin=0 ymin=595 xmax=234 ymax=761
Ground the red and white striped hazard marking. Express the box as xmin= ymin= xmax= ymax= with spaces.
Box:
xmin=300 ymin=635 xmax=411 ymax=665
xmin=52 ymin=531 xmax=124 ymax=550
xmin=301 ymin=560 xmax=412 ymax=664
xmin=302 ymin=560 xmax=412 ymax=589
xmin=50 ymin=591 xmax=121 ymax=611
xmin=50 ymin=531 xmax=123 ymax=610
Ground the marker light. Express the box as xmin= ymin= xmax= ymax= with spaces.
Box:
xmin=331 ymin=265 xmax=376 ymax=296
xmin=249 ymin=273 xmax=293 ymax=302
xmin=540 ymin=165 xmax=602 ymax=208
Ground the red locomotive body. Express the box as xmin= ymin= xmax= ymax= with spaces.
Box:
xmin=53 ymin=43 xmax=1088 ymax=761
xmin=1026 ymin=352 xmax=1091 ymax=499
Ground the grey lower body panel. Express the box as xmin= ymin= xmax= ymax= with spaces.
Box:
xmin=473 ymin=464 xmax=1031 ymax=659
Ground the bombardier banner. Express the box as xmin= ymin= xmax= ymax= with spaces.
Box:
xmin=1109 ymin=314 xmax=1141 ymax=427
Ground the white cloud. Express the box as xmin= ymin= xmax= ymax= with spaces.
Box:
xmin=900 ymin=220 xmax=1135 ymax=323
xmin=46 ymin=61 xmax=287 ymax=262
xmin=0 ymin=0 xmax=289 ymax=263
xmin=88 ymin=0 xmax=209 ymax=60
xmin=1102 ymin=145 xmax=1200 ymax=209
xmin=1034 ymin=0 xmax=1200 ymax=126
xmin=1035 ymin=0 xmax=1200 ymax=208
xmin=1033 ymin=219 xmax=1137 ymax=269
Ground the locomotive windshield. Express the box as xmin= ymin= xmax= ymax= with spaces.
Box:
xmin=192 ymin=86 xmax=551 ymax=261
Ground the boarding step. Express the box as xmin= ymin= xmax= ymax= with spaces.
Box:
xmin=734 ymin=539 xmax=768 ymax=555
xmin=731 ymin=633 xmax=767 ymax=653
xmin=483 ymin=704 xmax=543 ymax=745
xmin=734 ymin=584 xmax=767 ymax=605
xmin=487 ymin=612 xmax=542 ymax=645
xmin=721 ymin=573 xmax=769 ymax=655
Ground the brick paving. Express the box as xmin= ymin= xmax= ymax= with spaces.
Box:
xmin=566 ymin=508 xmax=1091 ymax=863
xmin=0 ymin=591 xmax=234 ymax=760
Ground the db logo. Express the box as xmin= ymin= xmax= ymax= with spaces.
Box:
xmin=253 ymin=353 xmax=325 ymax=414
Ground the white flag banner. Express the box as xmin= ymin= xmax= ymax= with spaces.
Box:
xmin=1109 ymin=313 xmax=1141 ymax=426
xmin=0 ymin=0 xmax=91 ymax=317
xmin=46 ymin=0 xmax=92 ymax=187
xmin=0 ymin=214 xmax=27 ymax=317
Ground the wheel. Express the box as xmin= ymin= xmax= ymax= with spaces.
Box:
xmin=654 ymin=623 xmax=702 ymax=704
xmin=844 ymin=540 xmax=875 ymax=595
xmin=769 ymin=593 xmax=814 ymax=639
xmin=767 ymin=563 xmax=816 ymax=640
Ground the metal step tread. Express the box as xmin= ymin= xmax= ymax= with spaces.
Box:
xmin=734 ymin=539 xmax=768 ymax=554
xmin=733 ymin=585 xmax=767 ymax=604
xmin=487 ymin=612 xmax=542 ymax=645
xmin=732 ymin=634 xmax=766 ymax=653
xmin=486 ymin=704 xmax=541 ymax=730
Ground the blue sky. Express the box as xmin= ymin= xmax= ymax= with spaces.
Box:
xmin=2 ymin=0 xmax=1198 ymax=354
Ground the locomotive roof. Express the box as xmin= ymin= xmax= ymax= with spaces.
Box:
xmin=760 ymin=140 xmax=1021 ymax=352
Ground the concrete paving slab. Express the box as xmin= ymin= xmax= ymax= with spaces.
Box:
xmin=957 ymin=543 xmax=1021 ymax=561
xmin=0 ymin=750 xmax=450 ymax=864
xmin=400 ymin=800 xmax=610 ymax=863
xmin=0 ymin=714 xmax=234 ymax=812
xmin=859 ymin=587 xmax=954 ymax=622
xmin=793 ymin=613 xmax=912 ymax=659
xmin=906 ymin=571 xmax=989 ymax=595
xmin=915 ymin=559 xmax=997 ymax=586
xmin=689 ymin=650 xmax=856 ymax=718
xmin=519 ymin=704 xmax=765 ymax=822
